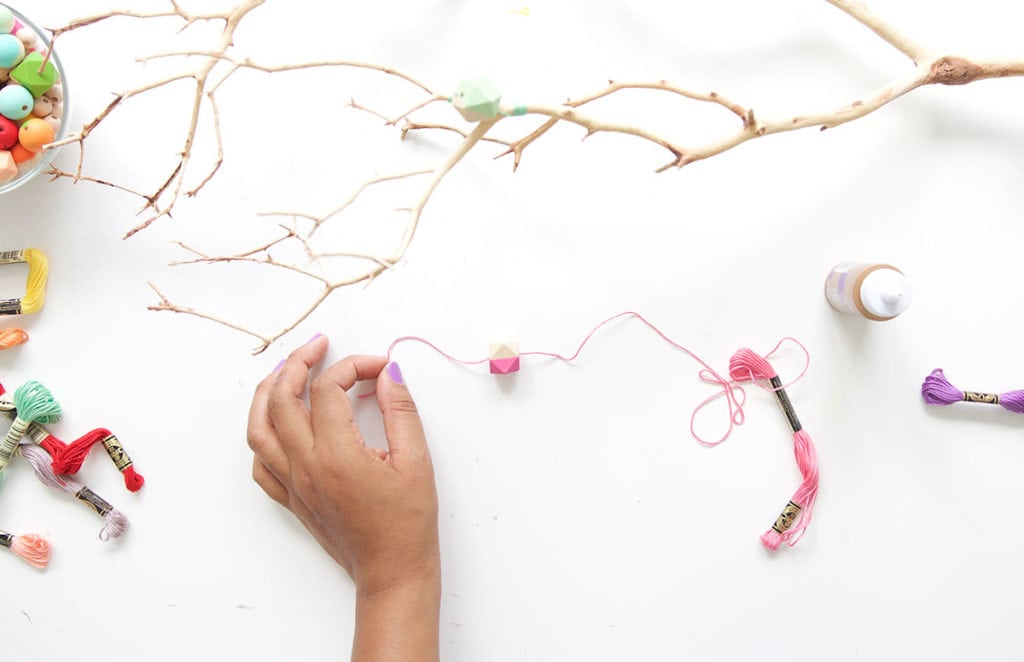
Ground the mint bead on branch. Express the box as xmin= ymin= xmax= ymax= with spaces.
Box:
xmin=0 ymin=380 xmax=61 ymax=474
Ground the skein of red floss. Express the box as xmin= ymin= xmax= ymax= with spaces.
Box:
xmin=50 ymin=428 xmax=145 ymax=492
xmin=0 ymin=383 xmax=144 ymax=491
xmin=921 ymin=369 xmax=1024 ymax=414
xmin=729 ymin=348 xmax=820 ymax=551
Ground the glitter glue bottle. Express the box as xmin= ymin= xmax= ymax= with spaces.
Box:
xmin=824 ymin=262 xmax=912 ymax=321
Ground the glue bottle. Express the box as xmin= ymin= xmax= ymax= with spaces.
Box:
xmin=824 ymin=261 xmax=912 ymax=321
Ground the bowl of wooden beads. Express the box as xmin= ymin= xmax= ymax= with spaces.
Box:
xmin=0 ymin=4 xmax=67 ymax=195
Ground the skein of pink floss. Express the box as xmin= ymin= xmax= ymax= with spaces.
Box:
xmin=921 ymin=369 xmax=1024 ymax=414
xmin=0 ymin=528 xmax=50 ymax=569
xmin=19 ymin=443 xmax=128 ymax=540
xmin=729 ymin=348 xmax=820 ymax=551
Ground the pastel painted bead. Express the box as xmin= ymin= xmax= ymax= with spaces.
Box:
xmin=15 ymin=28 xmax=36 ymax=51
xmin=489 ymin=341 xmax=521 ymax=374
xmin=0 ymin=84 xmax=32 ymax=120
xmin=452 ymin=77 xmax=502 ymax=122
xmin=10 ymin=141 xmax=35 ymax=164
xmin=0 ymin=7 xmax=12 ymax=33
xmin=41 ymin=114 xmax=59 ymax=133
xmin=11 ymin=51 xmax=57 ymax=98
xmin=32 ymin=95 xmax=51 ymax=117
xmin=0 ymin=114 xmax=16 ymax=150
xmin=43 ymin=84 xmax=62 ymax=104
xmin=18 ymin=117 xmax=54 ymax=152
xmin=0 ymin=150 xmax=17 ymax=184
xmin=0 ymin=34 xmax=24 ymax=69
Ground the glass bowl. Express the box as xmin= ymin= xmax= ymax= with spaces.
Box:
xmin=0 ymin=3 xmax=69 ymax=195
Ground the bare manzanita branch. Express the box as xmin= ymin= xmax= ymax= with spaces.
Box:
xmin=45 ymin=0 xmax=1024 ymax=350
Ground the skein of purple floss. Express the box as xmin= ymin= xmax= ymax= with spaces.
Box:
xmin=921 ymin=369 xmax=1024 ymax=414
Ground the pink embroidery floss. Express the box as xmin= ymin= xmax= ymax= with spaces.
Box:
xmin=729 ymin=348 xmax=819 ymax=551
xmin=18 ymin=443 xmax=128 ymax=540
xmin=385 ymin=312 xmax=818 ymax=549
xmin=0 ymin=529 xmax=50 ymax=569
xmin=921 ymin=369 xmax=1024 ymax=413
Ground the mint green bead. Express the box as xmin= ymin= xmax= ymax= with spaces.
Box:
xmin=0 ymin=84 xmax=33 ymax=121
xmin=0 ymin=7 xmax=12 ymax=34
xmin=451 ymin=77 xmax=502 ymax=122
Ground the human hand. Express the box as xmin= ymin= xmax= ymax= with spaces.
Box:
xmin=246 ymin=335 xmax=440 ymax=598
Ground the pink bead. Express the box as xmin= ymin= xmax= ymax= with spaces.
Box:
xmin=489 ymin=342 xmax=521 ymax=374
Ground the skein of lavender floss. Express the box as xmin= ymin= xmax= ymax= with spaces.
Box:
xmin=18 ymin=442 xmax=128 ymax=540
xmin=921 ymin=369 xmax=1024 ymax=414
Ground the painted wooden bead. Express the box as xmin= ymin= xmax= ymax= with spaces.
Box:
xmin=41 ymin=114 xmax=59 ymax=133
xmin=15 ymin=28 xmax=36 ymax=51
xmin=43 ymin=84 xmax=62 ymax=104
xmin=9 ymin=142 xmax=35 ymax=164
xmin=32 ymin=96 xmax=51 ymax=117
xmin=0 ymin=34 xmax=24 ymax=69
xmin=452 ymin=77 xmax=502 ymax=122
xmin=0 ymin=114 xmax=16 ymax=150
xmin=48 ymin=101 xmax=62 ymax=119
xmin=489 ymin=341 xmax=521 ymax=374
xmin=0 ymin=7 xmax=13 ymax=33
xmin=11 ymin=52 xmax=57 ymax=98
xmin=0 ymin=84 xmax=32 ymax=120
xmin=18 ymin=117 xmax=54 ymax=152
xmin=0 ymin=150 xmax=17 ymax=184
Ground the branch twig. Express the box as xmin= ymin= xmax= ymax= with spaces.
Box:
xmin=46 ymin=0 xmax=1024 ymax=349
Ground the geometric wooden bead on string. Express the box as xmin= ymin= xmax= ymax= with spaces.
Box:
xmin=451 ymin=76 xmax=502 ymax=122
xmin=488 ymin=341 xmax=520 ymax=374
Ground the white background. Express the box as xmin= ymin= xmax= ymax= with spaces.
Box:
xmin=3 ymin=0 xmax=1024 ymax=660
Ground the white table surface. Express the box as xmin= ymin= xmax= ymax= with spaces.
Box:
xmin=3 ymin=0 xmax=1024 ymax=659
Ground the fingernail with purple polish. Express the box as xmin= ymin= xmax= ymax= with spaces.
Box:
xmin=307 ymin=332 xmax=323 ymax=344
xmin=387 ymin=362 xmax=405 ymax=385
xmin=273 ymin=359 xmax=286 ymax=372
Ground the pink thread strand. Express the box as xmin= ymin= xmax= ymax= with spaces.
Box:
xmin=387 ymin=312 xmax=809 ymax=448
xmin=381 ymin=312 xmax=819 ymax=549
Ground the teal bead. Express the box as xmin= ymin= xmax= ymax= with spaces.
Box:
xmin=0 ymin=35 xmax=23 ymax=69
xmin=0 ymin=84 xmax=33 ymax=121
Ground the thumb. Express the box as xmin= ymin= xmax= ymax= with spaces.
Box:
xmin=377 ymin=362 xmax=431 ymax=468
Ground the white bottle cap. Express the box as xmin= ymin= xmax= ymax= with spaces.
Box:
xmin=860 ymin=268 xmax=912 ymax=319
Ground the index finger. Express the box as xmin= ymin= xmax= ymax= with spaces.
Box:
xmin=266 ymin=335 xmax=330 ymax=458
xmin=310 ymin=354 xmax=388 ymax=455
